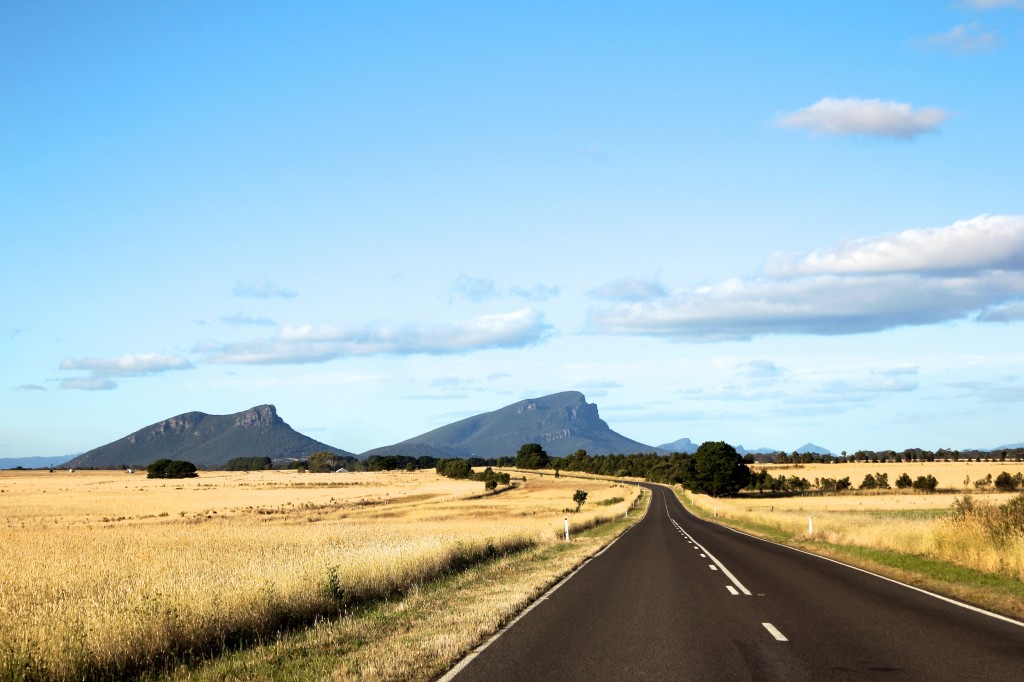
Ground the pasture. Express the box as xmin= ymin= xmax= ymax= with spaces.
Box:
xmin=0 ymin=469 xmax=639 ymax=680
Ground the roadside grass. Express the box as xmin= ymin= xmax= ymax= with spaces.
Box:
xmin=0 ymin=470 xmax=642 ymax=681
xmin=155 ymin=490 xmax=649 ymax=682
xmin=672 ymin=486 xmax=1024 ymax=620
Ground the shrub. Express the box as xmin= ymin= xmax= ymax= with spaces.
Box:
xmin=226 ymin=457 xmax=272 ymax=471
xmin=912 ymin=474 xmax=938 ymax=492
xmin=307 ymin=452 xmax=346 ymax=473
xmin=146 ymin=459 xmax=198 ymax=479
xmin=895 ymin=473 xmax=913 ymax=489
xmin=436 ymin=458 xmax=472 ymax=479
xmin=994 ymin=472 xmax=1021 ymax=492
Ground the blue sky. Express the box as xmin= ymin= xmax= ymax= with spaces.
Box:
xmin=3 ymin=1 xmax=1023 ymax=458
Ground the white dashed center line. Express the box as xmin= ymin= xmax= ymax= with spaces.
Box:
xmin=762 ymin=622 xmax=788 ymax=641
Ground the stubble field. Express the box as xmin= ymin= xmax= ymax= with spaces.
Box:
xmin=0 ymin=469 xmax=639 ymax=681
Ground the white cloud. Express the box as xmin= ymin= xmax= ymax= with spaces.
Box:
xmin=58 ymin=353 xmax=194 ymax=390
xmin=739 ymin=361 xmax=786 ymax=380
xmin=60 ymin=353 xmax=194 ymax=377
xmin=508 ymin=283 xmax=561 ymax=301
xmin=767 ymin=215 xmax=1024 ymax=277
xmin=961 ymin=0 xmax=1024 ymax=8
xmin=450 ymin=275 xmax=560 ymax=303
xmin=200 ymin=309 xmax=551 ymax=365
xmin=920 ymin=23 xmax=998 ymax=53
xmin=587 ymin=215 xmax=1024 ymax=340
xmin=588 ymin=276 xmax=667 ymax=302
xmin=450 ymin=275 xmax=499 ymax=302
xmin=60 ymin=377 xmax=118 ymax=391
xmin=590 ymin=272 xmax=1024 ymax=340
xmin=232 ymin=278 xmax=297 ymax=299
xmin=778 ymin=97 xmax=949 ymax=139
xmin=221 ymin=313 xmax=277 ymax=327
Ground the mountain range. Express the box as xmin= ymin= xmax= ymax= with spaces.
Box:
xmin=362 ymin=391 xmax=656 ymax=459
xmin=64 ymin=405 xmax=353 ymax=469
xmin=45 ymin=392 xmax=854 ymax=470
xmin=0 ymin=455 xmax=77 ymax=469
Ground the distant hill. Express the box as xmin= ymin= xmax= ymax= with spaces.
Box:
xmin=0 ymin=454 xmax=77 ymax=469
xmin=794 ymin=443 xmax=834 ymax=456
xmin=658 ymin=439 xmax=781 ymax=456
xmin=735 ymin=445 xmax=780 ymax=456
xmin=362 ymin=391 xmax=656 ymax=459
xmin=658 ymin=438 xmax=698 ymax=454
xmin=65 ymin=405 xmax=353 ymax=469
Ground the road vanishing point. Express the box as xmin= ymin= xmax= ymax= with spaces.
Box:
xmin=443 ymin=485 xmax=1024 ymax=681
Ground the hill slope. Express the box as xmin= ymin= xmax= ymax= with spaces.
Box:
xmin=363 ymin=391 xmax=655 ymax=458
xmin=65 ymin=405 xmax=353 ymax=468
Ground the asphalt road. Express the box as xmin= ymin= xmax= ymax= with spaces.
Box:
xmin=444 ymin=484 xmax=1024 ymax=681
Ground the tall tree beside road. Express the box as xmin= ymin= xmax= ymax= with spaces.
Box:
xmin=692 ymin=441 xmax=751 ymax=496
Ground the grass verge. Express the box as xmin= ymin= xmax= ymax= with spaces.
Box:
xmin=672 ymin=486 xmax=1024 ymax=621
xmin=153 ymin=490 xmax=649 ymax=682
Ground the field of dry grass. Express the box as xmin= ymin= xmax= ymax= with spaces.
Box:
xmin=756 ymin=460 xmax=1024 ymax=491
xmin=686 ymin=462 xmax=1024 ymax=583
xmin=0 ymin=469 xmax=640 ymax=681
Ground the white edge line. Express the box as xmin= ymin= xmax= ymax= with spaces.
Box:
xmin=437 ymin=487 xmax=653 ymax=681
xmin=763 ymin=622 xmax=788 ymax=642
xmin=726 ymin=586 xmax=739 ymax=596
xmin=665 ymin=497 xmax=752 ymax=596
xmin=714 ymin=508 xmax=1024 ymax=630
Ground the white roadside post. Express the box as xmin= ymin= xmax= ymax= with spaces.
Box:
xmin=564 ymin=516 xmax=569 ymax=541
xmin=808 ymin=514 xmax=813 ymax=535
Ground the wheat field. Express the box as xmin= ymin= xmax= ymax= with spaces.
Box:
xmin=0 ymin=469 xmax=639 ymax=681
xmin=686 ymin=461 xmax=1024 ymax=581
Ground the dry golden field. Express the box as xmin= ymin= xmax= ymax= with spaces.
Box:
xmin=686 ymin=461 xmax=1024 ymax=582
xmin=0 ymin=469 xmax=639 ymax=681
xmin=755 ymin=460 xmax=1024 ymax=491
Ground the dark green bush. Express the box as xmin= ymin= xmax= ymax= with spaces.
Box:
xmin=146 ymin=459 xmax=198 ymax=479
xmin=226 ymin=456 xmax=272 ymax=471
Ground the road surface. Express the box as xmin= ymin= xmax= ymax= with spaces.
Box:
xmin=445 ymin=484 xmax=1024 ymax=681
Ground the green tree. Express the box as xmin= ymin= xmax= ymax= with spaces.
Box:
xmin=225 ymin=456 xmax=272 ymax=471
xmin=435 ymin=458 xmax=473 ymax=479
xmin=573 ymin=489 xmax=588 ymax=512
xmin=994 ymin=471 xmax=1019 ymax=491
xmin=895 ymin=473 xmax=913 ymax=489
xmin=515 ymin=443 xmax=550 ymax=470
xmin=308 ymin=451 xmax=345 ymax=473
xmin=912 ymin=474 xmax=938 ymax=492
xmin=146 ymin=459 xmax=198 ymax=479
xmin=691 ymin=441 xmax=751 ymax=497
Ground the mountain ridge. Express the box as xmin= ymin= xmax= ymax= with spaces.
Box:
xmin=362 ymin=391 xmax=657 ymax=458
xmin=65 ymin=405 xmax=353 ymax=469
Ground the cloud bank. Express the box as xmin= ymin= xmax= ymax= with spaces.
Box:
xmin=199 ymin=309 xmax=551 ymax=365
xmin=587 ymin=215 xmax=1024 ymax=341
xmin=59 ymin=353 xmax=195 ymax=390
xmin=778 ymin=97 xmax=949 ymax=139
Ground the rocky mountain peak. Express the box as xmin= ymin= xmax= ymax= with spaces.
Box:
xmin=234 ymin=404 xmax=279 ymax=428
